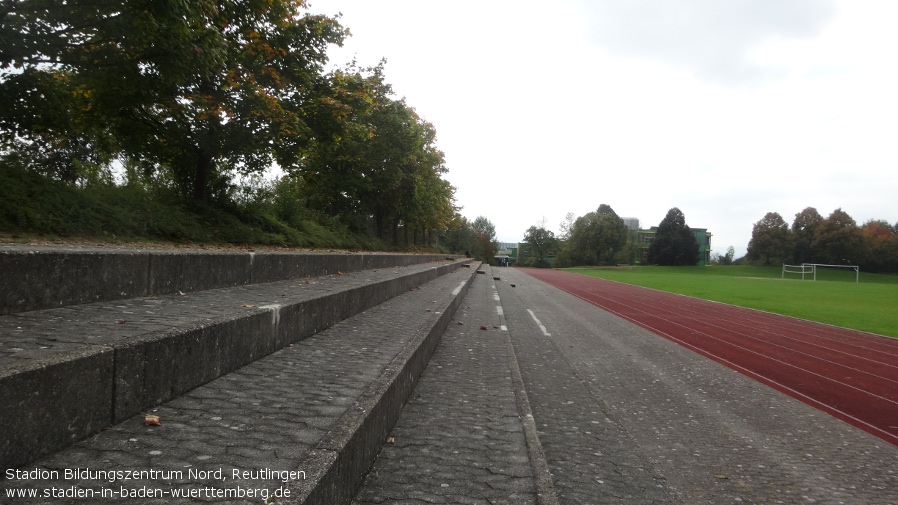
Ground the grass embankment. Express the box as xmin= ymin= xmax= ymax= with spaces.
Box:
xmin=566 ymin=265 xmax=898 ymax=338
xmin=0 ymin=166 xmax=389 ymax=250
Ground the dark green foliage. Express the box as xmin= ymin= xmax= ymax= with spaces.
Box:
xmin=522 ymin=225 xmax=556 ymax=263
xmin=566 ymin=204 xmax=628 ymax=266
xmin=747 ymin=212 xmax=792 ymax=265
xmin=0 ymin=1 xmax=457 ymax=248
xmin=648 ymin=207 xmax=699 ymax=266
xmin=0 ymin=162 xmax=378 ymax=248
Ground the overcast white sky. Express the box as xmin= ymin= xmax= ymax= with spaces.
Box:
xmin=308 ymin=0 xmax=898 ymax=258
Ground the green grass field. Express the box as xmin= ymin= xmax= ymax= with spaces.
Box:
xmin=564 ymin=265 xmax=898 ymax=338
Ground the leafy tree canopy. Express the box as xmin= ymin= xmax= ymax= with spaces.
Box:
xmin=568 ymin=204 xmax=628 ymax=266
xmin=648 ymin=207 xmax=698 ymax=266
xmin=747 ymin=211 xmax=792 ymax=265
xmin=523 ymin=223 xmax=557 ymax=263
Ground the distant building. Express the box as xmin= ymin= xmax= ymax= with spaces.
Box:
xmin=636 ymin=227 xmax=713 ymax=266
xmin=496 ymin=242 xmax=519 ymax=265
xmin=621 ymin=217 xmax=640 ymax=231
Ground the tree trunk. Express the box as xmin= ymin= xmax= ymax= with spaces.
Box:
xmin=193 ymin=149 xmax=213 ymax=202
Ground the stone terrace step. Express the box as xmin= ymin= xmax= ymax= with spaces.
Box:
xmin=1 ymin=254 xmax=470 ymax=471
xmin=1 ymin=262 xmax=480 ymax=505
xmin=0 ymin=245 xmax=455 ymax=314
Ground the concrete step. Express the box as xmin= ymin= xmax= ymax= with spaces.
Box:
xmin=1 ymin=261 xmax=480 ymax=504
xmin=0 ymin=250 xmax=468 ymax=471
xmin=0 ymin=245 xmax=456 ymax=314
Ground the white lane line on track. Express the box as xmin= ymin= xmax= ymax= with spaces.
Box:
xmin=580 ymin=283 xmax=898 ymax=382
xmin=566 ymin=284 xmax=898 ymax=404
xmin=550 ymin=283 xmax=898 ymax=444
xmin=601 ymin=281 xmax=898 ymax=363
xmin=527 ymin=309 xmax=551 ymax=337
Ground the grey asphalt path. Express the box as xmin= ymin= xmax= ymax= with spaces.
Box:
xmin=352 ymin=266 xmax=544 ymax=505
xmin=495 ymin=267 xmax=898 ymax=504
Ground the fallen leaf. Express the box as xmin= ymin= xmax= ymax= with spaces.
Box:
xmin=144 ymin=414 xmax=161 ymax=426
xmin=178 ymin=290 xmax=185 ymax=296
xmin=386 ymin=437 xmax=395 ymax=445
xmin=457 ymin=321 xmax=464 ymax=325
xmin=116 ymin=319 xmax=126 ymax=324
xmin=241 ymin=304 xmax=256 ymax=308
xmin=304 ymin=279 xmax=310 ymax=284
xmin=479 ymin=325 xmax=488 ymax=330
xmin=714 ymin=474 xmax=729 ymax=480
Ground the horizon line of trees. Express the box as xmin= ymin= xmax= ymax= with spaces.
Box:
xmin=521 ymin=206 xmax=702 ymax=267
xmin=747 ymin=207 xmax=898 ymax=273
xmin=0 ymin=0 xmax=458 ymax=246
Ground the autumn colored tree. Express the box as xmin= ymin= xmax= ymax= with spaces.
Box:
xmin=747 ymin=212 xmax=792 ymax=265
xmin=648 ymin=207 xmax=699 ymax=266
xmin=812 ymin=208 xmax=865 ymax=265
xmin=471 ymin=216 xmax=497 ymax=263
xmin=861 ymin=220 xmax=898 ymax=273
xmin=1 ymin=0 xmax=347 ymax=201
xmin=297 ymin=64 xmax=454 ymax=243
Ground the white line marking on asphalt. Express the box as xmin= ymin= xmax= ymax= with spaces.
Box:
xmin=527 ymin=309 xmax=551 ymax=336
xmin=496 ymin=306 xmax=504 ymax=316
xmin=500 ymin=325 xmax=508 ymax=331
xmin=452 ymin=280 xmax=467 ymax=296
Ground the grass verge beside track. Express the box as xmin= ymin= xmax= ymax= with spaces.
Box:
xmin=564 ymin=265 xmax=898 ymax=338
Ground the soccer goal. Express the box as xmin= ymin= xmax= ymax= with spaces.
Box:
xmin=782 ymin=263 xmax=859 ymax=282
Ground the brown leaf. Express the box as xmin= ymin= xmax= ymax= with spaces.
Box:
xmin=178 ymin=290 xmax=186 ymax=296
xmin=241 ymin=304 xmax=255 ymax=308
xmin=479 ymin=325 xmax=488 ymax=331
xmin=386 ymin=437 xmax=395 ymax=445
xmin=457 ymin=321 xmax=464 ymax=325
xmin=116 ymin=319 xmax=126 ymax=324
xmin=144 ymin=414 xmax=161 ymax=426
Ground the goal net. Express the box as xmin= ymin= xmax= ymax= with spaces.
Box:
xmin=782 ymin=263 xmax=859 ymax=282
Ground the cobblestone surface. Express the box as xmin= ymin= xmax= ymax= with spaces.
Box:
xmin=494 ymin=269 xmax=677 ymax=504
xmin=353 ymin=267 xmax=539 ymax=505
xmin=1 ymin=268 xmax=472 ymax=504
xmin=497 ymin=267 xmax=898 ymax=505
xmin=0 ymin=261 xmax=451 ymax=368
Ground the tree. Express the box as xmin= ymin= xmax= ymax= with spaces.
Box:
xmin=1 ymin=0 xmax=347 ymax=201
xmin=812 ymin=208 xmax=865 ymax=265
xmin=861 ymin=220 xmax=898 ymax=273
xmin=791 ymin=207 xmax=822 ymax=263
xmin=523 ymin=224 xmax=557 ymax=265
xmin=558 ymin=212 xmax=575 ymax=241
xmin=723 ymin=246 xmax=736 ymax=266
xmin=471 ymin=216 xmax=497 ymax=263
xmin=746 ymin=212 xmax=792 ymax=265
xmin=648 ymin=207 xmax=699 ymax=266
xmin=567 ymin=204 xmax=628 ymax=265
xmin=296 ymin=64 xmax=455 ymax=243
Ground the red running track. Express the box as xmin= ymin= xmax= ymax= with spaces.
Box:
xmin=521 ymin=268 xmax=898 ymax=446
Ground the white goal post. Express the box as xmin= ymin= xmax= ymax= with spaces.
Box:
xmin=782 ymin=263 xmax=859 ymax=282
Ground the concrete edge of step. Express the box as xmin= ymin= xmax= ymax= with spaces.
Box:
xmin=0 ymin=248 xmax=460 ymax=315
xmin=285 ymin=262 xmax=481 ymax=505
xmin=0 ymin=258 xmax=473 ymax=472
